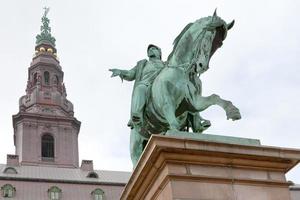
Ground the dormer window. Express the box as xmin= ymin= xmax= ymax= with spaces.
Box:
xmin=44 ymin=71 xmax=50 ymax=85
xmin=3 ymin=167 xmax=17 ymax=174
xmin=42 ymin=134 xmax=54 ymax=160
xmin=87 ymin=172 xmax=99 ymax=178
xmin=1 ymin=184 xmax=16 ymax=198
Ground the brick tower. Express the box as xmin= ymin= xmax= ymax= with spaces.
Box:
xmin=12 ymin=8 xmax=81 ymax=168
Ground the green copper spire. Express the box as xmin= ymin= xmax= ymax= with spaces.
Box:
xmin=36 ymin=7 xmax=56 ymax=47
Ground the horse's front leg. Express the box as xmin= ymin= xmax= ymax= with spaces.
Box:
xmin=195 ymin=94 xmax=241 ymax=121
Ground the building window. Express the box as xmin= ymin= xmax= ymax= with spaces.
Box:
xmin=87 ymin=172 xmax=98 ymax=178
xmin=3 ymin=167 xmax=17 ymax=174
xmin=44 ymin=71 xmax=50 ymax=85
xmin=42 ymin=134 xmax=54 ymax=159
xmin=91 ymin=188 xmax=104 ymax=200
xmin=48 ymin=186 xmax=61 ymax=200
xmin=1 ymin=184 xmax=16 ymax=198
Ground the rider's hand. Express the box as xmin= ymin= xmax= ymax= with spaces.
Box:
xmin=109 ymin=69 xmax=122 ymax=77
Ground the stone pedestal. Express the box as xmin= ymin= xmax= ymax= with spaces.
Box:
xmin=121 ymin=134 xmax=300 ymax=200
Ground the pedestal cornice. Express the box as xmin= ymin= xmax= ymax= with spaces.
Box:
xmin=121 ymin=135 xmax=300 ymax=200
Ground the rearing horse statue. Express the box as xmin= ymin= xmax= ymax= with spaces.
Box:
xmin=111 ymin=11 xmax=241 ymax=167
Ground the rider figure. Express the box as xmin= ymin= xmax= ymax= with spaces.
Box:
xmin=110 ymin=44 xmax=165 ymax=131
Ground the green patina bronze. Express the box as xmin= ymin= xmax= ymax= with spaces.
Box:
xmin=36 ymin=7 xmax=56 ymax=47
xmin=110 ymin=10 xmax=242 ymax=167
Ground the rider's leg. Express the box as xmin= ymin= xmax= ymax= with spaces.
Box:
xmin=131 ymin=84 xmax=148 ymax=129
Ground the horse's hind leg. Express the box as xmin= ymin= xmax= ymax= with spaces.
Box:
xmin=161 ymin=97 xmax=180 ymax=130
xmin=189 ymin=112 xmax=211 ymax=133
xmin=130 ymin=128 xmax=147 ymax=168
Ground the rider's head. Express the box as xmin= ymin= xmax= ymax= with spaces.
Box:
xmin=147 ymin=44 xmax=162 ymax=59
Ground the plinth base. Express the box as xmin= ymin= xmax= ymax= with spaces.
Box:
xmin=121 ymin=134 xmax=300 ymax=200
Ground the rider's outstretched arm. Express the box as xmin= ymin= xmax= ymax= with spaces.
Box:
xmin=120 ymin=65 xmax=137 ymax=81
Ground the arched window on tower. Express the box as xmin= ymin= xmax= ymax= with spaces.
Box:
xmin=44 ymin=71 xmax=50 ymax=85
xmin=42 ymin=134 xmax=54 ymax=160
xmin=33 ymin=73 xmax=38 ymax=85
xmin=54 ymin=75 xmax=59 ymax=85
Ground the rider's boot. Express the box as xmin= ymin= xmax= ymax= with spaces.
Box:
xmin=127 ymin=119 xmax=133 ymax=129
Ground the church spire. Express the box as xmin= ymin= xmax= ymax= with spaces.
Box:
xmin=36 ymin=7 xmax=56 ymax=47
xmin=34 ymin=7 xmax=58 ymax=59
xmin=12 ymin=7 xmax=81 ymax=167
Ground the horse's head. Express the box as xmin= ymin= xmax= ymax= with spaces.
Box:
xmin=168 ymin=10 xmax=234 ymax=75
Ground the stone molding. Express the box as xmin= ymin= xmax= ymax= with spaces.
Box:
xmin=12 ymin=112 xmax=81 ymax=132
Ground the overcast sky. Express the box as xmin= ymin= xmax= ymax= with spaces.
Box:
xmin=0 ymin=0 xmax=300 ymax=182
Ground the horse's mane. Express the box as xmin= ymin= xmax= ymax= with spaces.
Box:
xmin=167 ymin=22 xmax=193 ymax=62
xmin=167 ymin=17 xmax=214 ymax=63
xmin=167 ymin=16 xmax=229 ymax=65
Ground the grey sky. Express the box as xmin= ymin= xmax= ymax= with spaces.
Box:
xmin=0 ymin=0 xmax=300 ymax=182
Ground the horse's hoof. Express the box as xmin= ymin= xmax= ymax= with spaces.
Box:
xmin=233 ymin=114 xmax=241 ymax=120
xmin=166 ymin=129 xmax=182 ymax=136
xmin=227 ymin=111 xmax=241 ymax=121
xmin=201 ymin=120 xmax=211 ymax=128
